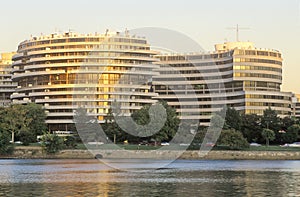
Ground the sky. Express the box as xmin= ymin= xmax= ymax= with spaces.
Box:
xmin=0 ymin=0 xmax=299 ymax=93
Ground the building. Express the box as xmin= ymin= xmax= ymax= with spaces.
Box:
xmin=0 ymin=52 xmax=17 ymax=107
xmin=12 ymin=31 xmax=159 ymax=131
xmin=153 ymin=42 xmax=292 ymax=125
xmin=292 ymin=94 xmax=300 ymax=118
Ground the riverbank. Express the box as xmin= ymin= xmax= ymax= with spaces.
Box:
xmin=1 ymin=146 xmax=300 ymax=160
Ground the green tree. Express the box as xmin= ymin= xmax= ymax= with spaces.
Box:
xmin=217 ymin=129 xmax=249 ymax=150
xmin=64 ymin=136 xmax=77 ymax=149
xmin=282 ymin=124 xmax=300 ymax=143
xmin=24 ymin=103 xmax=47 ymax=136
xmin=41 ymin=133 xmax=64 ymax=154
xmin=262 ymin=128 xmax=275 ymax=146
xmin=0 ymin=105 xmax=23 ymax=143
xmin=280 ymin=116 xmax=296 ymax=131
xmin=131 ymin=101 xmax=180 ymax=143
xmin=205 ymin=114 xmax=225 ymax=144
xmin=74 ymin=108 xmax=104 ymax=143
xmin=261 ymin=107 xmax=280 ymax=132
xmin=191 ymin=126 xmax=207 ymax=147
xmin=0 ymin=131 xmax=13 ymax=155
xmin=220 ymin=107 xmax=242 ymax=130
xmin=241 ymin=114 xmax=262 ymax=143
xmin=103 ymin=108 xmax=124 ymax=143
xmin=0 ymin=104 xmax=46 ymax=145
xmin=18 ymin=131 xmax=36 ymax=146
xmin=210 ymin=114 xmax=225 ymax=129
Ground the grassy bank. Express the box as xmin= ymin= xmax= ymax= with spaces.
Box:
xmin=3 ymin=143 xmax=300 ymax=160
xmin=74 ymin=143 xmax=300 ymax=152
xmin=16 ymin=143 xmax=300 ymax=152
xmin=3 ymin=146 xmax=300 ymax=160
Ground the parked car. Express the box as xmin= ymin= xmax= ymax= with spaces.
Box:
xmin=87 ymin=142 xmax=104 ymax=145
xmin=204 ymin=142 xmax=215 ymax=147
xmin=281 ymin=142 xmax=300 ymax=147
xmin=9 ymin=141 xmax=23 ymax=145
xmin=161 ymin=142 xmax=170 ymax=146
xmin=288 ymin=142 xmax=300 ymax=147
xmin=250 ymin=142 xmax=261 ymax=147
xmin=179 ymin=143 xmax=190 ymax=146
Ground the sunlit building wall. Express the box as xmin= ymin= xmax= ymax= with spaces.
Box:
xmin=0 ymin=52 xmax=17 ymax=107
xmin=153 ymin=42 xmax=292 ymax=125
xmin=12 ymin=31 xmax=159 ymax=131
xmin=292 ymin=94 xmax=300 ymax=118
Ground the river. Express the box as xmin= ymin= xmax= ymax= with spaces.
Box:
xmin=0 ymin=159 xmax=300 ymax=196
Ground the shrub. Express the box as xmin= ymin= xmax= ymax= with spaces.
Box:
xmin=64 ymin=136 xmax=77 ymax=149
xmin=218 ymin=129 xmax=249 ymax=150
xmin=41 ymin=133 xmax=64 ymax=154
xmin=18 ymin=131 xmax=36 ymax=146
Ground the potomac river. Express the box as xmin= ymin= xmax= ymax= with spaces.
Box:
xmin=0 ymin=159 xmax=300 ymax=196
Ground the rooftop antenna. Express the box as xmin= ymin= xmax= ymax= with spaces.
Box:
xmin=226 ymin=24 xmax=250 ymax=42
xmin=54 ymin=27 xmax=61 ymax=34
xmin=125 ymin=28 xmax=129 ymax=36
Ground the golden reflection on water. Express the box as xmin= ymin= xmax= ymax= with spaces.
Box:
xmin=1 ymin=160 xmax=300 ymax=196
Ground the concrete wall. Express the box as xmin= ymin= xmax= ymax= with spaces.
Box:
xmin=3 ymin=147 xmax=300 ymax=160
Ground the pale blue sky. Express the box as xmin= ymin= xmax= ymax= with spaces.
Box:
xmin=1 ymin=0 xmax=299 ymax=93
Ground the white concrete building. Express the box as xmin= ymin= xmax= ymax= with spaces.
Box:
xmin=153 ymin=42 xmax=292 ymax=125
xmin=0 ymin=52 xmax=17 ymax=107
xmin=12 ymin=31 xmax=159 ymax=131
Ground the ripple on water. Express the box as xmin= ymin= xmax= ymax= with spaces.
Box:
xmin=0 ymin=159 xmax=300 ymax=196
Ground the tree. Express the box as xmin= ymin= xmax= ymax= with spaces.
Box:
xmin=262 ymin=128 xmax=275 ymax=146
xmin=210 ymin=114 xmax=225 ymax=129
xmin=64 ymin=136 xmax=77 ymax=149
xmin=223 ymin=107 xmax=242 ymax=130
xmin=0 ymin=104 xmax=47 ymax=145
xmin=131 ymin=101 xmax=180 ymax=143
xmin=154 ymin=101 xmax=180 ymax=142
xmin=280 ymin=116 xmax=296 ymax=131
xmin=241 ymin=114 xmax=262 ymax=143
xmin=74 ymin=108 xmax=106 ymax=143
xmin=0 ymin=131 xmax=13 ymax=155
xmin=282 ymin=124 xmax=300 ymax=143
xmin=191 ymin=126 xmax=207 ymax=147
xmin=103 ymin=108 xmax=124 ymax=143
xmin=18 ymin=130 xmax=36 ymax=146
xmin=0 ymin=105 xmax=27 ymax=143
xmin=24 ymin=103 xmax=47 ymax=136
xmin=41 ymin=133 xmax=64 ymax=154
xmin=261 ymin=107 xmax=280 ymax=132
xmin=217 ymin=129 xmax=249 ymax=150
xmin=206 ymin=114 xmax=225 ymax=143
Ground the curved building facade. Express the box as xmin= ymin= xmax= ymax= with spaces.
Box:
xmin=227 ymin=42 xmax=291 ymax=116
xmin=12 ymin=32 xmax=159 ymax=131
xmin=153 ymin=50 xmax=234 ymax=124
xmin=0 ymin=52 xmax=17 ymax=107
xmin=154 ymin=42 xmax=292 ymax=125
xmin=292 ymin=94 xmax=300 ymax=118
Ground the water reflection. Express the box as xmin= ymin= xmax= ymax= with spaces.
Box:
xmin=0 ymin=159 xmax=300 ymax=196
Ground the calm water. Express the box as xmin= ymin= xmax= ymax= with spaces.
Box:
xmin=0 ymin=159 xmax=300 ymax=197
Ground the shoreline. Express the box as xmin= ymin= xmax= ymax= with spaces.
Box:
xmin=1 ymin=147 xmax=300 ymax=160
